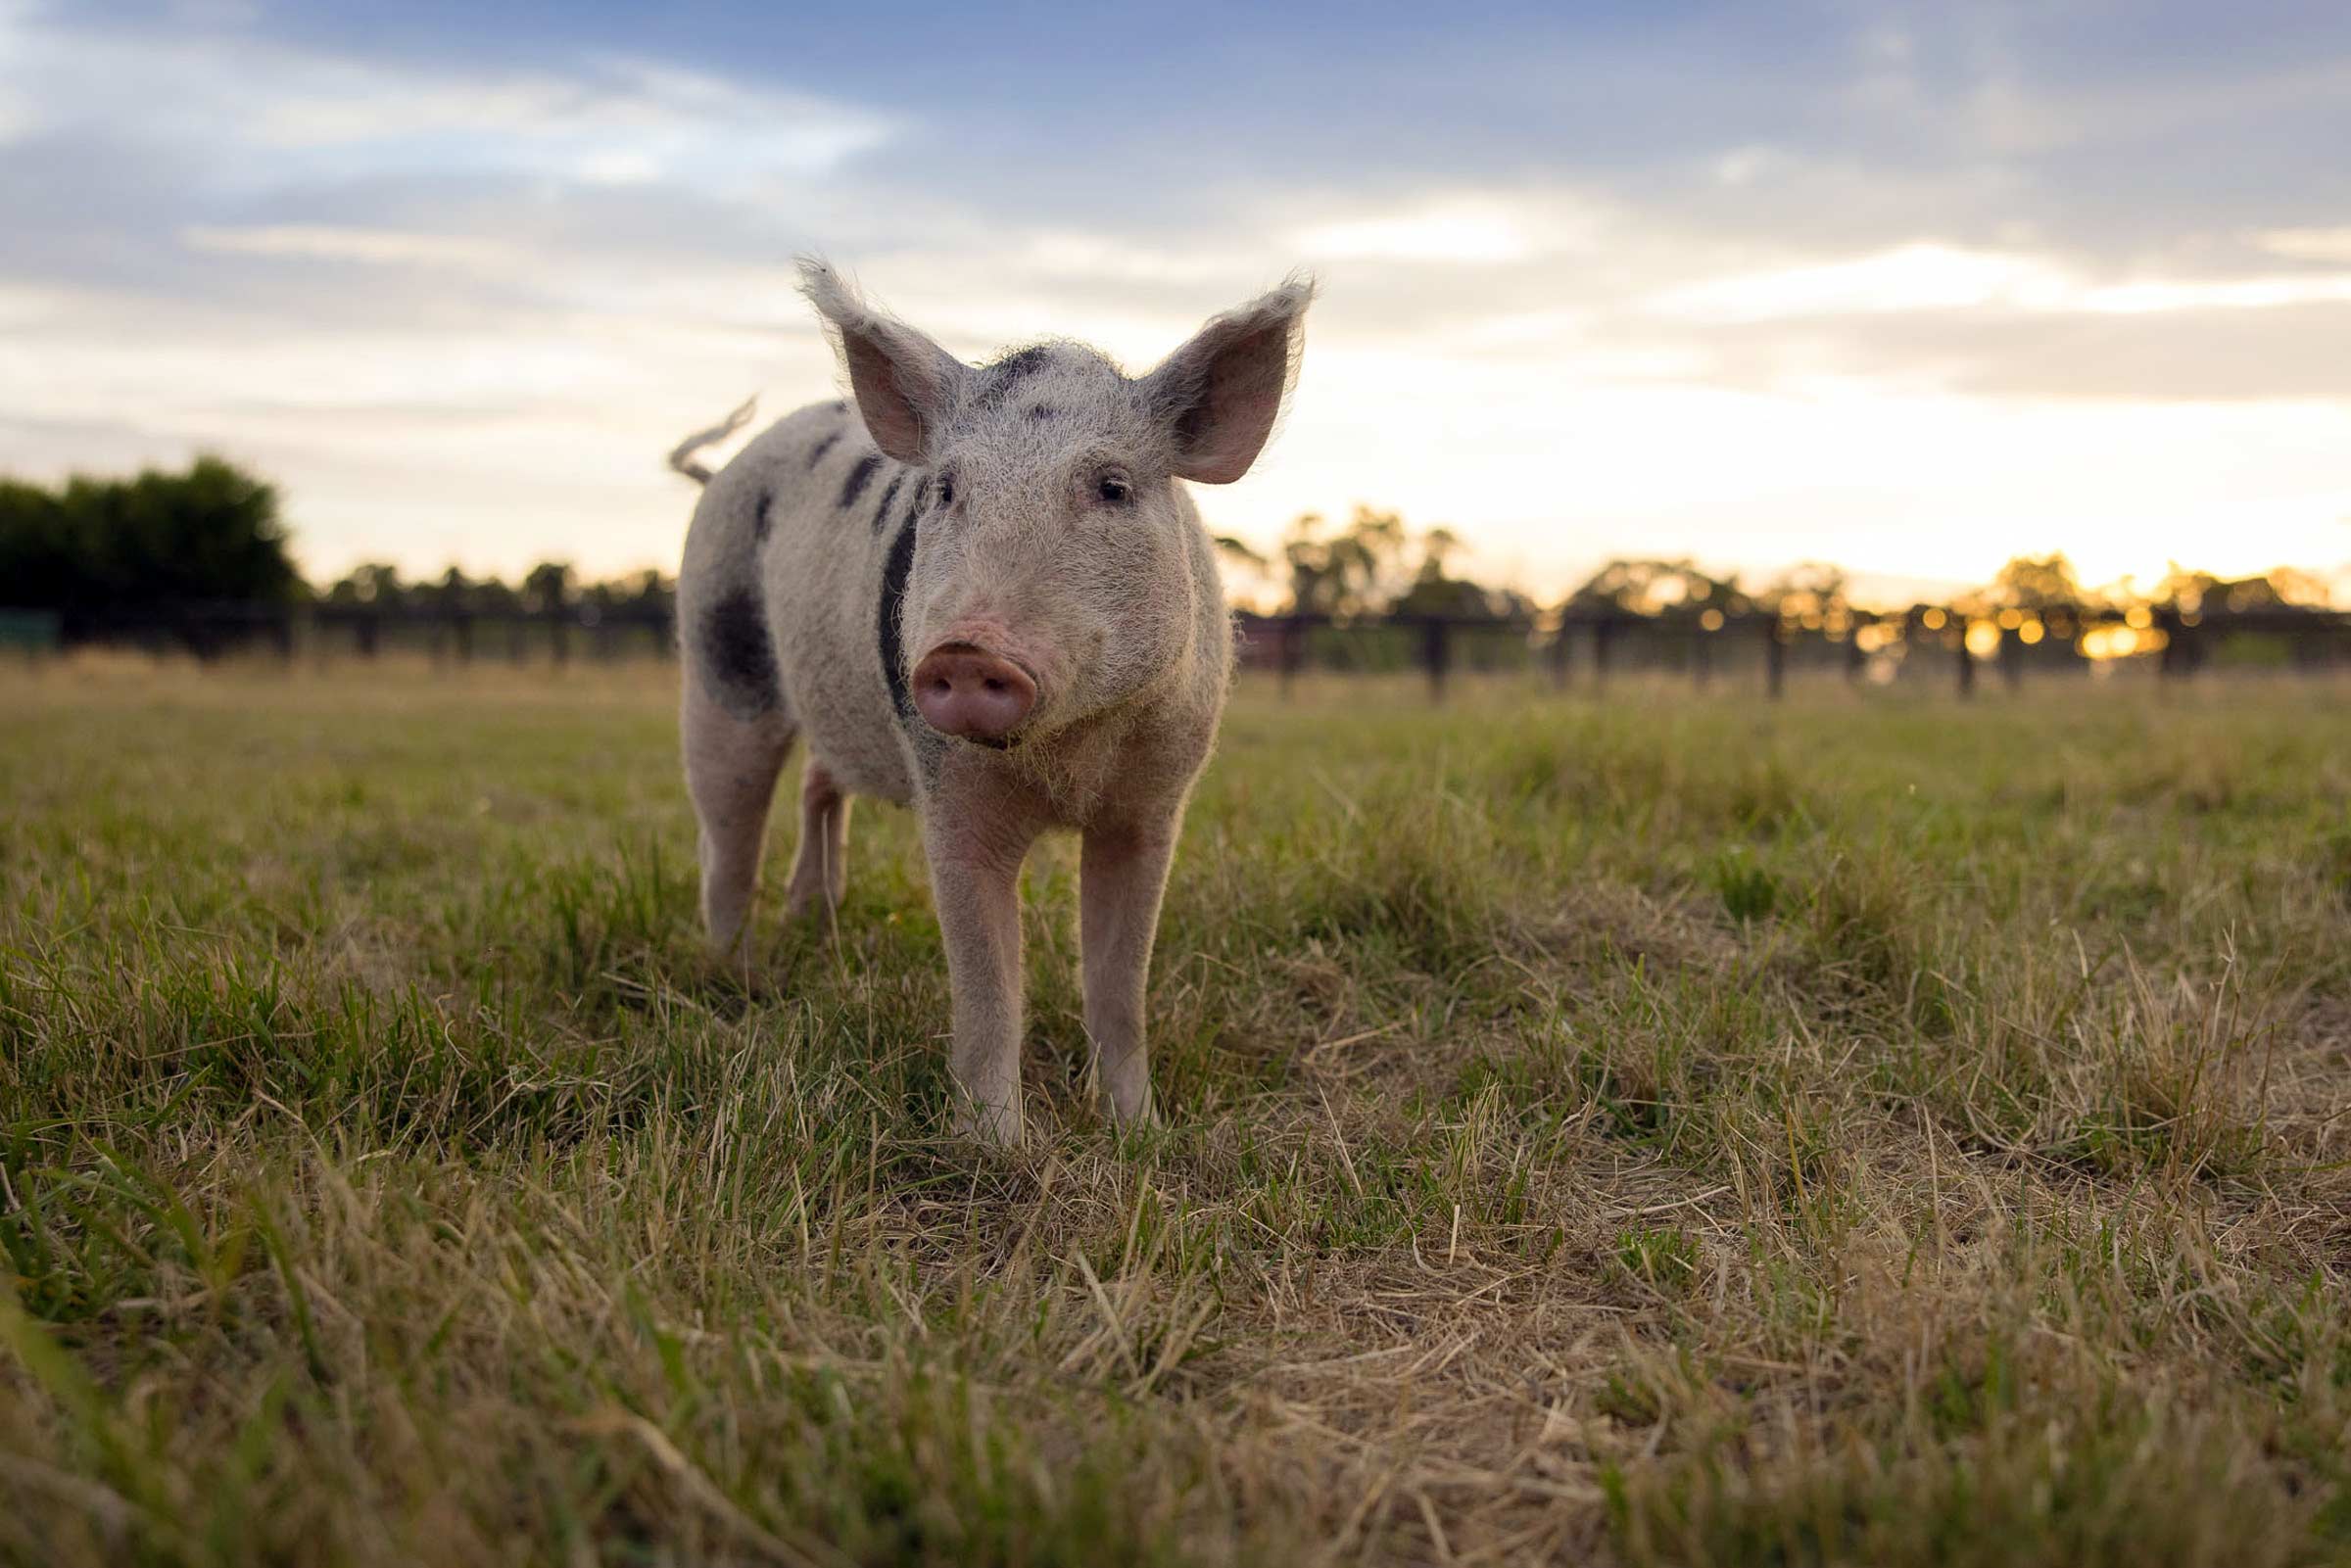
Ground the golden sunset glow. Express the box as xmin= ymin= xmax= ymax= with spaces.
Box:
xmin=0 ymin=3 xmax=2344 ymax=604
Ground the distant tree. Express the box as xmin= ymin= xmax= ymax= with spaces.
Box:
xmin=325 ymin=564 xmax=407 ymax=606
xmin=520 ymin=562 xmax=575 ymax=615
xmin=1268 ymin=506 xmax=1516 ymax=619
xmin=1757 ymin=562 xmax=1850 ymax=628
xmin=0 ymin=479 xmax=71 ymax=607
xmin=0 ymin=456 xmax=298 ymax=618
xmin=1388 ymin=527 xmax=1528 ymax=621
xmin=1279 ymin=507 xmax=1400 ymax=618
xmin=470 ymin=574 xmax=522 ymax=616
xmin=606 ymin=567 xmax=673 ymax=616
xmin=1987 ymin=553 xmax=2088 ymax=612
xmin=423 ymin=566 xmax=473 ymax=614
xmin=2154 ymin=563 xmax=2330 ymax=615
xmin=1564 ymin=558 xmax=1746 ymax=622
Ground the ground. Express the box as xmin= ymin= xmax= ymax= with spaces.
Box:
xmin=2 ymin=661 xmax=2348 ymax=1567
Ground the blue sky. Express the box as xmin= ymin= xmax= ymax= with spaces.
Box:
xmin=5 ymin=0 xmax=2350 ymax=599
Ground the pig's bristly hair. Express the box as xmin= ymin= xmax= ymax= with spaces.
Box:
xmin=793 ymin=258 xmax=882 ymax=350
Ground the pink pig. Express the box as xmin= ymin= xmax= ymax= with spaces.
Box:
xmin=671 ymin=261 xmax=1313 ymax=1144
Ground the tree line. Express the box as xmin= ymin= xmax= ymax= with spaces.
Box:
xmin=3 ymin=456 xmax=2339 ymax=643
xmin=0 ymin=457 xmax=673 ymax=626
xmin=1217 ymin=503 xmax=2340 ymax=629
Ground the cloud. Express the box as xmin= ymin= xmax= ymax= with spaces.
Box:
xmin=1651 ymin=241 xmax=2351 ymax=323
xmin=1652 ymin=244 xmax=2073 ymax=321
xmin=1 ymin=1 xmax=2348 ymax=594
xmin=2259 ymin=226 xmax=2351 ymax=263
xmin=0 ymin=12 xmax=896 ymax=192
xmin=180 ymin=223 xmax=527 ymax=271
xmin=1293 ymin=201 xmax=1546 ymax=266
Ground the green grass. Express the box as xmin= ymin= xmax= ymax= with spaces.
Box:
xmin=3 ymin=661 xmax=2348 ymax=1566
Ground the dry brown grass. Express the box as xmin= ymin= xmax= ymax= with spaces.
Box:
xmin=2 ymin=662 xmax=2347 ymax=1565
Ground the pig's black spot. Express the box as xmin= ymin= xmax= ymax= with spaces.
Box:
xmin=840 ymin=453 xmax=882 ymax=509
xmin=702 ymin=586 xmax=778 ymax=715
xmin=752 ymin=490 xmax=774 ymax=543
xmin=806 ymin=432 xmax=840 ymax=470
xmin=872 ymin=472 xmax=903 ymax=534
xmin=1027 ymin=404 xmax=1059 ymax=421
xmin=990 ymin=345 xmax=1053 ymax=380
xmin=974 ymin=346 xmax=1053 ymax=408
xmin=878 ymin=514 xmax=919 ymax=723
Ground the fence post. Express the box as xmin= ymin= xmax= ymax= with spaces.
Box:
xmin=1955 ymin=632 xmax=1975 ymax=698
xmin=1693 ymin=626 xmax=1712 ymax=690
xmin=357 ymin=611 xmax=381 ymax=660
xmin=1998 ymin=626 xmax=2023 ymax=692
xmin=1593 ymin=618 xmax=1614 ymax=692
xmin=1419 ymin=617 xmax=1450 ymax=703
xmin=1844 ymin=629 xmax=1865 ymax=686
xmin=1764 ymin=618 xmax=1786 ymax=701
xmin=1547 ymin=622 xmax=1572 ymax=690
xmin=2156 ymin=609 xmax=2185 ymax=683
xmin=1278 ymin=615 xmax=1304 ymax=698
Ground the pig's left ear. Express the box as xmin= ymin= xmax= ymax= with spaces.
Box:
xmin=1141 ymin=274 xmax=1316 ymax=485
xmin=797 ymin=259 xmax=967 ymax=464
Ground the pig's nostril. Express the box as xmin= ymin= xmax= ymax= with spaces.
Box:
xmin=910 ymin=644 xmax=1036 ymax=741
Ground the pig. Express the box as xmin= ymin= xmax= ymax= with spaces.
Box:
xmin=670 ymin=260 xmax=1313 ymax=1145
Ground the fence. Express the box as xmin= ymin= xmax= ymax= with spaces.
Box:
xmin=1228 ymin=607 xmax=2351 ymax=699
xmin=23 ymin=602 xmax=678 ymax=666
xmin=11 ymin=600 xmax=2351 ymax=699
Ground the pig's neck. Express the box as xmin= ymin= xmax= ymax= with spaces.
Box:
xmin=1002 ymin=628 xmax=1218 ymax=830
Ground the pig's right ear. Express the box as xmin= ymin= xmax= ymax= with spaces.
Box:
xmin=797 ymin=259 xmax=966 ymax=464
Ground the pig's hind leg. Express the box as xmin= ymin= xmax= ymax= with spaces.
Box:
xmin=782 ymin=760 xmax=851 ymax=926
xmin=682 ymin=671 xmax=793 ymax=957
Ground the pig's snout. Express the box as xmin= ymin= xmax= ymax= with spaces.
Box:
xmin=911 ymin=642 xmax=1037 ymax=745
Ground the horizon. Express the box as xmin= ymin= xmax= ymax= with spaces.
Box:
xmin=5 ymin=1 xmax=2350 ymax=601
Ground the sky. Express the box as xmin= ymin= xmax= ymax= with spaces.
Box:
xmin=4 ymin=0 xmax=2350 ymax=604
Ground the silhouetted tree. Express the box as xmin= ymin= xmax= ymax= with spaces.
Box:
xmin=0 ymin=456 xmax=297 ymax=620
xmin=2154 ymin=563 xmax=2331 ymax=616
xmin=1564 ymin=559 xmax=1746 ymax=622
xmin=1988 ymin=553 xmax=2089 ymax=612
xmin=1757 ymin=562 xmax=1851 ymax=628
xmin=1269 ymin=506 xmax=1518 ymax=619
xmin=520 ymin=562 xmax=575 ymax=615
xmin=325 ymin=564 xmax=406 ymax=606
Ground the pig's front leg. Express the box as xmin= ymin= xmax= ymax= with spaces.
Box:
xmin=1080 ymin=817 xmax=1181 ymax=1126
xmin=922 ymin=808 xmax=1038 ymax=1146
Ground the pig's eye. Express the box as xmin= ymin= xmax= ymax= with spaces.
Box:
xmin=1096 ymin=472 xmax=1133 ymax=506
xmin=934 ymin=471 xmax=956 ymax=508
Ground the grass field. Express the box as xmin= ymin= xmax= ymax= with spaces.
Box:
xmin=3 ymin=663 xmax=2349 ymax=1566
